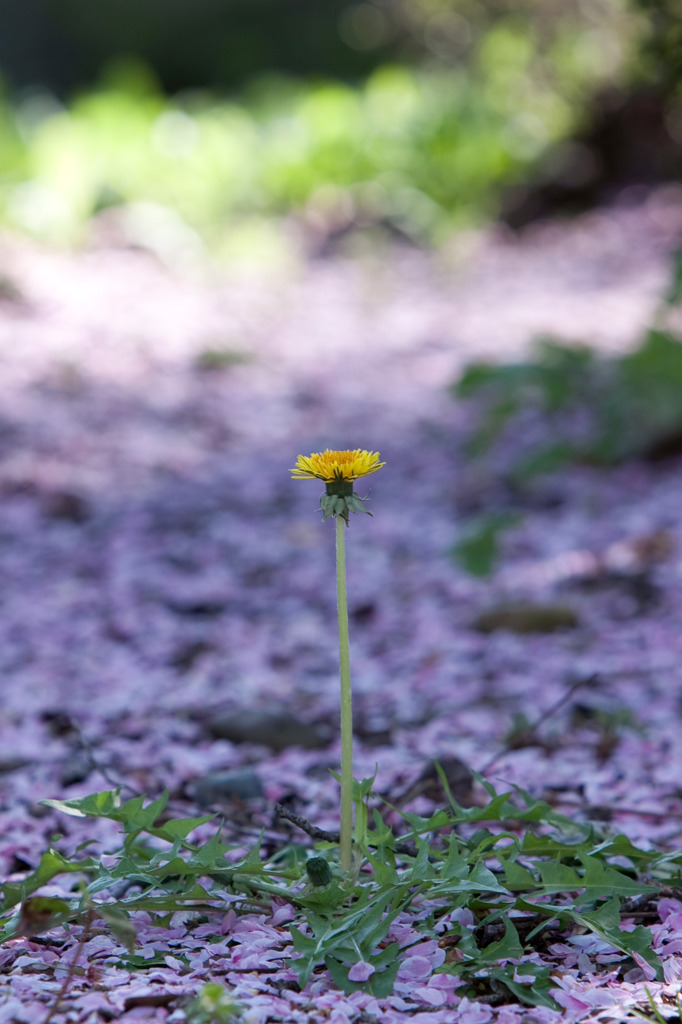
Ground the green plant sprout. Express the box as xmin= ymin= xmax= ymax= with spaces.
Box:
xmin=291 ymin=448 xmax=385 ymax=874
xmin=186 ymin=983 xmax=243 ymax=1023
xmin=451 ymin=248 xmax=682 ymax=576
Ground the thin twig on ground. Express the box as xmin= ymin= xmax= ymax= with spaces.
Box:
xmin=275 ymin=803 xmax=417 ymax=855
xmin=478 ymin=673 xmax=598 ymax=775
xmin=73 ymin=721 xmax=142 ymax=796
xmin=275 ymin=804 xmax=340 ymax=843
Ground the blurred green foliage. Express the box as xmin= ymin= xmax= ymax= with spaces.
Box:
xmin=0 ymin=62 xmax=552 ymax=248
xmin=454 ymin=251 xmax=682 ymax=478
xmin=455 ymin=328 xmax=682 ymax=475
xmin=450 ymin=252 xmax=682 ymax=576
xmin=0 ymin=1 xmax=648 ymax=252
xmin=186 ymin=983 xmax=243 ymax=1024
xmin=630 ymin=0 xmax=682 ymax=95
xmin=450 ymin=511 xmax=522 ymax=577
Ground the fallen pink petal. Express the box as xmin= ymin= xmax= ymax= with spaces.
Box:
xmin=348 ymin=960 xmax=376 ymax=982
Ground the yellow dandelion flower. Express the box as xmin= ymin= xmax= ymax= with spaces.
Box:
xmin=291 ymin=449 xmax=385 ymax=523
xmin=291 ymin=449 xmax=385 ymax=483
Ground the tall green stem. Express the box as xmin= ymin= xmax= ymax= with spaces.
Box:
xmin=336 ymin=514 xmax=353 ymax=874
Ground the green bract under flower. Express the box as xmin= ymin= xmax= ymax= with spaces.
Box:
xmin=291 ymin=449 xmax=384 ymax=522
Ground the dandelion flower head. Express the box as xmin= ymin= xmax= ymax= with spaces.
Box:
xmin=291 ymin=449 xmax=385 ymax=483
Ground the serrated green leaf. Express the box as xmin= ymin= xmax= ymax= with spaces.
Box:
xmin=538 ymin=861 xmax=582 ymax=891
xmin=85 ymin=873 xmax=117 ymax=897
xmin=366 ymin=959 xmax=402 ymax=998
xmin=289 ymin=925 xmax=316 ymax=955
xmin=468 ymin=861 xmax=510 ymax=892
xmin=503 ymin=861 xmax=537 ymax=890
xmin=2 ymin=849 xmax=95 ymax=912
xmin=120 ymin=791 xmax=169 ymax=832
xmin=112 ymin=855 xmax=154 ymax=880
xmin=430 ymin=859 xmax=509 ymax=897
xmin=323 ymin=955 xmax=359 ymax=994
xmin=440 ymin=839 xmax=469 ymax=880
xmin=149 ymin=856 xmax=192 ymax=879
xmin=464 ymin=775 xmax=590 ymax=835
xmin=578 ymin=856 xmax=658 ymax=902
xmin=352 ymin=772 xmax=378 ymax=800
xmin=477 ymin=917 xmax=524 ymax=964
xmin=36 ymin=849 xmax=94 ymax=885
xmin=574 ymin=899 xmax=661 ymax=978
xmin=188 ymin=831 xmax=231 ymax=869
xmin=354 ymin=895 xmax=405 ymax=956
xmin=578 ymin=896 xmax=622 ymax=932
xmin=467 ymin=830 xmax=520 ymax=860
xmin=488 ymin=964 xmax=559 ymax=1009
xmin=118 ymin=951 xmax=170 ymax=969
xmin=408 ymin=840 xmax=435 ymax=882
xmin=289 ymin=929 xmax=317 ymax=988
xmin=448 ymin=927 xmax=478 ymax=962
xmin=149 ymin=838 xmax=183 ymax=866
xmin=519 ymin=833 xmax=591 ymax=858
xmin=298 ymin=883 xmax=348 ymax=911
xmin=1 ymin=881 xmax=25 ymax=911
xmin=364 ymin=850 xmax=398 ymax=886
xmin=369 ymin=808 xmax=393 ymax=843
xmin=588 ymin=834 xmax=658 ymax=867
xmin=116 ymin=890 xmax=210 ymax=913
xmin=393 ymin=808 xmax=452 ymax=837
xmin=156 ymin=815 xmax=215 ymax=841
xmin=233 ymin=839 xmax=266 ymax=872
xmin=370 ymin=942 xmax=401 ymax=970
xmin=41 ymin=790 xmax=122 ymax=819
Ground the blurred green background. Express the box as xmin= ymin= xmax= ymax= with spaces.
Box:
xmin=0 ymin=0 xmax=679 ymax=255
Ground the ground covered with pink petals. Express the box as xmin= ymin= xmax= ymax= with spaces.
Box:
xmin=2 ymin=190 xmax=682 ymax=1022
